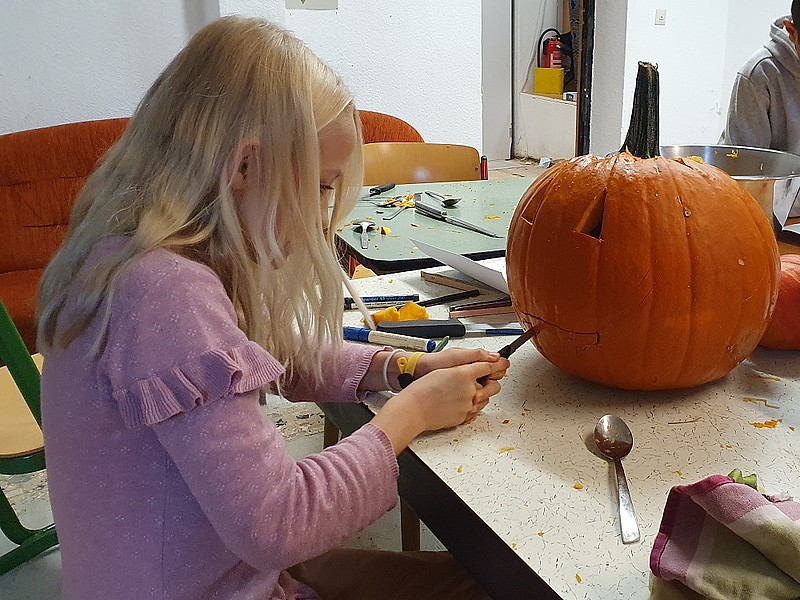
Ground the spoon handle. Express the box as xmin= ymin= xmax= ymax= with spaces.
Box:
xmin=360 ymin=228 xmax=369 ymax=249
xmin=613 ymin=458 xmax=640 ymax=544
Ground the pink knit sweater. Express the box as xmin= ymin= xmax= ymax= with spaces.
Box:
xmin=41 ymin=240 xmax=399 ymax=599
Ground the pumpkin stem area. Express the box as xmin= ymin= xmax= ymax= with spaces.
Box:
xmin=620 ymin=61 xmax=660 ymax=159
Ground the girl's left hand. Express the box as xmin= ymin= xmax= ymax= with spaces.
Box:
xmin=415 ymin=347 xmax=510 ymax=380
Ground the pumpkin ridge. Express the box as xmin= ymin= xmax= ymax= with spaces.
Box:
xmin=726 ymin=179 xmax=779 ymax=354
xmin=662 ymin=160 xmax=696 ymax=387
xmin=518 ymin=164 xmax=566 ymax=226
xmin=638 ymin=162 xmax=657 ymax=386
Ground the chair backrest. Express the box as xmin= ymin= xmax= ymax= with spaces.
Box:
xmin=362 ymin=142 xmax=481 ymax=186
xmin=0 ymin=301 xmax=41 ymax=426
xmin=359 ymin=110 xmax=424 ymax=144
xmin=0 ymin=118 xmax=129 ymax=274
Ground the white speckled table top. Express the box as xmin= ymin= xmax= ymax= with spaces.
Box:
xmin=345 ymin=265 xmax=800 ymax=600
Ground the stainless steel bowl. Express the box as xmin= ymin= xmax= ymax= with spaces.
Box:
xmin=660 ymin=145 xmax=800 ymax=233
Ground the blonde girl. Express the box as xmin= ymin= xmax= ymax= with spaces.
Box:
xmin=37 ymin=16 xmax=507 ymax=600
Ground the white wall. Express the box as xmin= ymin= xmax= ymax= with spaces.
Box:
xmin=513 ymin=0 xmax=562 ymax=154
xmin=588 ymin=0 xmax=628 ymax=156
xmin=1 ymin=0 xmax=484 ymax=152
xmin=220 ymin=0 xmax=486 ymax=151
xmin=591 ymin=0 xmax=788 ymax=155
xmin=0 ymin=1 xmax=218 ymax=134
xmin=482 ymin=1 xmax=512 ymax=160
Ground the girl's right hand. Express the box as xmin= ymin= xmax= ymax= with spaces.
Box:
xmin=370 ymin=360 xmax=506 ymax=455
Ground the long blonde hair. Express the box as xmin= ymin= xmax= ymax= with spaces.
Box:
xmin=37 ymin=16 xmax=363 ymax=385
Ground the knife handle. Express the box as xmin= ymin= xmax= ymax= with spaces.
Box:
xmin=377 ymin=319 xmax=466 ymax=338
xmin=414 ymin=201 xmax=447 ymax=219
xmin=369 ymin=182 xmax=396 ymax=196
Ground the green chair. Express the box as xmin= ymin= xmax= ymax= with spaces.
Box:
xmin=0 ymin=301 xmax=57 ymax=574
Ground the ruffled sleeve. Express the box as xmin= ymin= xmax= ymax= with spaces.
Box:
xmin=112 ymin=342 xmax=284 ymax=428
xmin=102 ymin=250 xmax=285 ymax=428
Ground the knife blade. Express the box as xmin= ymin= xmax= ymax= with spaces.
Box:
xmin=414 ymin=200 xmax=501 ymax=238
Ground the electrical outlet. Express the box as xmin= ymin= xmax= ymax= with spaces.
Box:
xmin=654 ymin=9 xmax=667 ymax=26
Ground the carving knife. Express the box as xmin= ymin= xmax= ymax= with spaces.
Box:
xmin=477 ymin=326 xmax=536 ymax=385
xmin=414 ymin=200 xmax=502 ymax=238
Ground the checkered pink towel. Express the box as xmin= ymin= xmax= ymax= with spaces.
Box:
xmin=649 ymin=474 xmax=800 ymax=599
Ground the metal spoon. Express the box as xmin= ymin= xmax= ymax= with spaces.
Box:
xmin=382 ymin=192 xmax=419 ymax=221
xmin=425 ymin=190 xmax=462 ymax=207
xmin=353 ymin=220 xmax=375 ymax=249
xmin=593 ymin=414 xmax=640 ymax=544
xmin=362 ymin=195 xmax=402 ymax=208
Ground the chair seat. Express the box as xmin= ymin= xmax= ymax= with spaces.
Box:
xmin=0 ymin=354 xmax=43 ymax=458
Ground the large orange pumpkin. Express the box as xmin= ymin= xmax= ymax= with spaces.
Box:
xmin=759 ymin=254 xmax=800 ymax=349
xmin=506 ymin=63 xmax=780 ymax=390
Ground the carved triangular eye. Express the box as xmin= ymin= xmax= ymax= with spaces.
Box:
xmin=576 ymin=189 xmax=606 ymax=240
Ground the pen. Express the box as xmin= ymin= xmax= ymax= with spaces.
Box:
xmin=417 ymin=289 xmax=480 ymax=308
xmin=377 ymin=320 xmax=523 ymax=338
xmin=433 ymin=336 xmax=450 ymax=352
xmin=344 ymin=294 xmax=420 ymax=310
xmin=450 ymin=297 xmax=512 ymax=311
xmin=465 ymin=328 xmax=525 ymax=337
xmin=343 ymin=326 xmax=436 ymax=352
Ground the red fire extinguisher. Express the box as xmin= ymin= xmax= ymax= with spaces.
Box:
xmin=542 ymin=36 xmax=563 ymax=69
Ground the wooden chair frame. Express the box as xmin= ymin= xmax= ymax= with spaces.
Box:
xmin=0 ymin=302 xmax=56 ymax=574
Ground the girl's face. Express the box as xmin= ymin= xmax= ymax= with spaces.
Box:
xmin=318 ymin=108 xmax=358 ymax=233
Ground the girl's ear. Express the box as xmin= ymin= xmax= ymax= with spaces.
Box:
xmin=227 ymin=140 xmax=261 ymax=192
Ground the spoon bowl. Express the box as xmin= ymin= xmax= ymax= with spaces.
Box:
xmin=353 ymin=220 xmax=375 ymax=249
xmin=594 ymin=414 xmax=634 ymax=460
xmin=425 ymin=190 xmax=462 ymax=207
xmin=594 ymin=414 xmax=640 ymax=544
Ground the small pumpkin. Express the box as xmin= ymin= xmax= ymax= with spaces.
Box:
xmin=506 ymin=62 xmax=780 ymax=390
xmin=758 ymin=254 xmax=800 ymax=349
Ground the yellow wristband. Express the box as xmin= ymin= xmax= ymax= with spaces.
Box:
xmin=396 ymin=351 xmax=424 ymax=389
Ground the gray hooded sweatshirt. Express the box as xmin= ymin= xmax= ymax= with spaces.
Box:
xmin=721 ymin=16 xmax=800 ymax=154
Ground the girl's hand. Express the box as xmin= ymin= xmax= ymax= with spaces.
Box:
xmin=371 ymin=359 xmax=507 ymax=454
xmin=415 ymin=347 xmax=510 ymax=381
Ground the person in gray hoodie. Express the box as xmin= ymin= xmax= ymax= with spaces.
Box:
xmin=721 ymin=3 xmax=800 ymax=155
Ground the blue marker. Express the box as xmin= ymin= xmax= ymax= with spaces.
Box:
xmin=468 ymin=328 xmax=525 ymax=336
xmin=344 ymin=294 xmax=420 ymax=310
xmin=343 ymin=326 xmax=435 ymax=352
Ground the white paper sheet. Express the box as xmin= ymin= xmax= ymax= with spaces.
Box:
xmin=411 ymin=238 xmax=509 ymax=294
xmin=773 ymin=178 xmax=800 ymax=236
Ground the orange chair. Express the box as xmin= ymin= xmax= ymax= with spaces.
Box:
xmin=362 ymin=142 xmax=481 ymax=186
xmin=0 ymin=118 xmax=129 ymax=352
xmin=358 ymin=110 xmax=423 ymax=144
